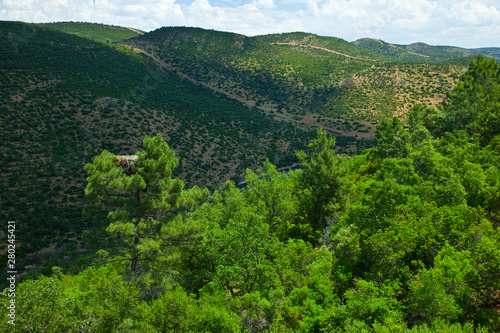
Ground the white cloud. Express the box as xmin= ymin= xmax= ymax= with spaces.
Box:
xmin=279 ymin=0 xmax=500 ymax=47
xmin=0 ymin=0 xmax=498 ymax=47
xmin=446 ymin=0 xmax=500 ymax=25
xmin=254 ymin=0 xmax=275 ymax=9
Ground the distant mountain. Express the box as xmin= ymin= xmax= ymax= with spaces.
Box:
xmin=401 ymin=42 xmax=478 ymax=61
xmin=473 ymin=47 xmax=500 ymax=59
xmin=353 ymin=37 xmax=499 ymax=62
xmin=352 ymin=38 xmax=473 ymax=62
xmin=256 ymin=32 xmax=391 ymax=61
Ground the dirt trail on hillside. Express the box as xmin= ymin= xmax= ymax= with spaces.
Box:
xmin=406 ymin=50 xmax=429 ymax=58
xmin=272 ymin=42 xmax=371 ymax=61
xmin=127 ymin=27 xmax=144 ymax=35
xmin=131 ymin=47 xmax=259 ymax=110
xmin=129 ymin=45 xmax=367 ymax=139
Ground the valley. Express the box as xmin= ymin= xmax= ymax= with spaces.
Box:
xmin=0 ymin=19 xmax=495 ymax=286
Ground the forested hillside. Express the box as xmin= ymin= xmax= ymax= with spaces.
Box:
xmin=2 ymin=54 xmax=500 ymax=332
xmin=3 ymin=21 xmax=461 ymax=278
xmin=0 ymin=21 xmax=316 ymax=278
xmin=122 ymin=27 xmax=467 ymax=126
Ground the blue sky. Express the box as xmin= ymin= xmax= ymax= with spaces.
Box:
xmin=1 ymin=0 xmax=499 ymax=48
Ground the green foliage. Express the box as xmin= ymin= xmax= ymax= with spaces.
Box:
xmin=205 ymin=209 xmax=280 ymax=296
xmin=85 ymin=134 xmax=209 ymax=272
xmin=408 ymin=245 xmax=476 ymax=325
xmin=373 ymin=117 xmax=407 ymax=158
xmin=444 ymin=54 xmax=500 ymax=146
xmin=2 ymin=276 xmax=74 ymax=332
xmin=296 ymin=129 xmax=350 ymax=231
xmin=407 ymin=104 xmax=445 ymax=137
xmin=244 ymin=161 xmax=301 ymax=239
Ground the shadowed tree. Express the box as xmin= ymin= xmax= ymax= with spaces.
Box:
xmin=295 ymin=129 xmax=350 ymax=232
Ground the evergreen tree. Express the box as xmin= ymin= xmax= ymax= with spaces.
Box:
xmin=444 ymin=54 xmax=500 ymax=146
xmin=295 ymin=129 xmax=350 ymax=232
xmin=84 ymin=134 xmax=208 ymax=272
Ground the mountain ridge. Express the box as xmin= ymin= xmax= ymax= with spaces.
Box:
xmin=353 ymin=37 xmax=499 ymax=62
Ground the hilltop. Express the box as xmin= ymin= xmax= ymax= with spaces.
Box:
xmin=37 ymin=21 xmax=144 ymax=43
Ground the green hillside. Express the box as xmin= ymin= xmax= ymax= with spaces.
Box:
xmin=352 ymin=38 xmax=431 ymax=62
xmin=2 ymin=54 xmax=500 ymax=332
xmin=0 ymin=21 xmax=317 ymax=277
xmin=474 ymin=47 xmax=500 ymax=59
xmin=123 ymin=27 xmax=463 ymax=132
xmin=1 ymin=20 xmax=500 ymax=332
xmin=37 ymin=21 xmax=143 ymax=43
xmin=256 ymin=32 xmax=391 ymax=61
xmin=352 ymin=38 xmax=477 ymax=63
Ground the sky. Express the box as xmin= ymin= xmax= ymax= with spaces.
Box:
xmin=1 ymin=0 xmax=499 ymax=48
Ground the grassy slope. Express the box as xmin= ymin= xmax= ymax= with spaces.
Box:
xmin=352 ymin=38 xmax=480 ymax=63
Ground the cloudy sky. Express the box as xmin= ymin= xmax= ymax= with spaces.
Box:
xmin=1 ymin=0 xmax=499 ymax=48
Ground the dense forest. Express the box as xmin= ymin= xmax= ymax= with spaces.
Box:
xmin=2 ymin=54 xmax=499 ymax=332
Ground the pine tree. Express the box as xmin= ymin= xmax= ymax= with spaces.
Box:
xmin=84 ymin=134 xmax=209 ymax=272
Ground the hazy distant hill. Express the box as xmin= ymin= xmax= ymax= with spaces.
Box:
xmin=353 ymin=37 xmax=500 ymax=62
xmin=256 ymin=32 xmax=391 ymax=61
xmin=400 ymin=42 xmax=478 ymax=61
xmin=474 ymin=47 xmax=500 ymax=59
xmin=353 ymin=38 xmax=471 ymax=62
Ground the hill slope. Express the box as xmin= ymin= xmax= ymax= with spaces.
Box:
xmin=0 ymin=21 xmax=316 ymax=276
xmin=122 ymin=28 xmax=464 ymax=132
xmin=474 ymin=47 xmax=500 ymax=59
xmin=353 ymin=37 xmax=500 ymax=61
